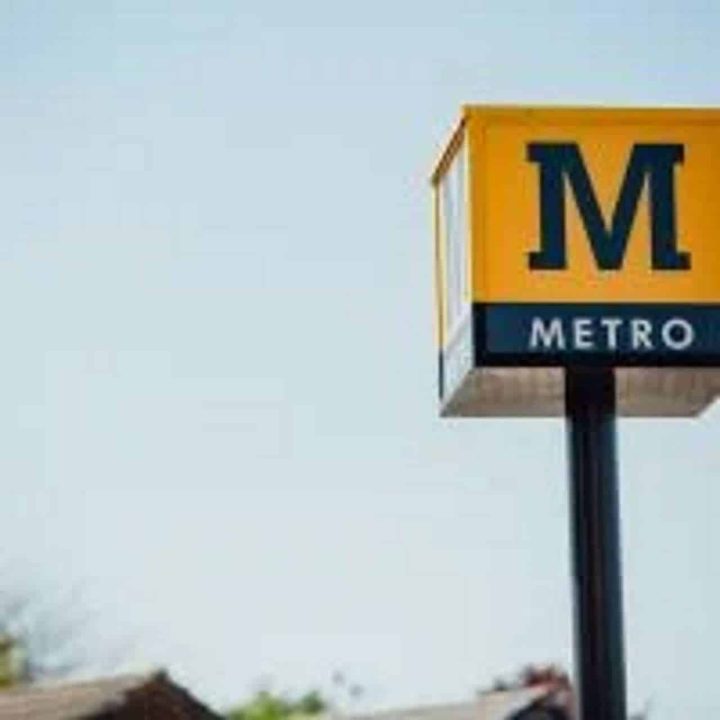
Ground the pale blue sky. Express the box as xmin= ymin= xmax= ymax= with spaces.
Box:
xmin=1 ymin=2 xmax=720 ymax=717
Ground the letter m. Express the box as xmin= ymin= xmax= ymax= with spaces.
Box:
xmin=527 ymin=143 xmax=688 ymax=271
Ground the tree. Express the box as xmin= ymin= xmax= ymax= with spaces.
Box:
xmin=0 ymin=581 xmax=86 ymax=687
xmin=226 ymin=689 xmax=329 ymax=720
xmin=482 ymin=664 xmax=570 ymax=695
xmin=479 ymin=665 xmax=572 ymax=720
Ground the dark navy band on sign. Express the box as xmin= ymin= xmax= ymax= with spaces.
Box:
xmin=473 ymin=303 xmax=720 ymax=366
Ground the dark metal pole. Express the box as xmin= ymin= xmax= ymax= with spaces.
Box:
xmin=565 ymin=368 xmax=627 ymax=720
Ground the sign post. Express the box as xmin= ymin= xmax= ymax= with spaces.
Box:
xmin=566 ymin=368 xmax=626 ymax=720
xmin=432 ymin=106 xmax=720 ymax=719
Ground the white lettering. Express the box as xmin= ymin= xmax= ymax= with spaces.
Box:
xmin=526 ymin=315 xmax=696 ymax=353
xmin=573 ymin=318 xmax=594 ymax=350
xmin=662 ymin=317 xmax=694 ymax=350
xmin=530 ymin=317 xmax=565 ymax=350
xmin=631 ymin=318 xmax=653 ymax=350
xmin=599 ymin=317 xmax=623 ymax=350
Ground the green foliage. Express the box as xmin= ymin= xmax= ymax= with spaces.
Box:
xmin=0 ymin=586 xmax=82 ymax=686
xmin=295 ymin=691 xmax=326 ymax=715
xmin=0 ymin=636 xmax=23 ymax=689
xmin=226 ymin=689 xmax=328 ymax=720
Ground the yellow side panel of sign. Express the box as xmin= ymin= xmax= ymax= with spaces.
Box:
xmin=466 ymin=107 xmax=720 ymax=303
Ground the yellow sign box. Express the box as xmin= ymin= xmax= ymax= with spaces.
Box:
xmin=432 ymin=106 xmax=720 ymax=417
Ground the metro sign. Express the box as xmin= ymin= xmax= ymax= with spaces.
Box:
xmin=432 ymin=107 xmax=720 ymax=416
